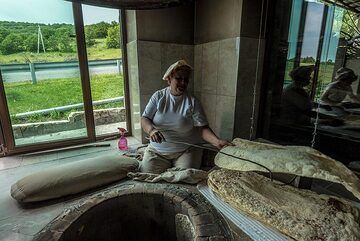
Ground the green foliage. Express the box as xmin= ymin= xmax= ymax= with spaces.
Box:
xmin=106 ymin=25 xmax=120 ymax=49
xmin=0 ymin=27 xmax=10 ymax=41
xmin=0 ymin=21 xmax=76 ymax=55
xmin=302 ymin=56 xmax=315 ymax=63
xmin=84 ymin=21 xmax=112 ymax=39
xmin=47 ymin=27 xmax=75 ymax=52
xmin=0 ymin=33 xmax=26 ymax=54
xmin=0 ymin=21 xmax=123 ymax=56
xmin=49 ymin=110 xmax=61 ymax=119
xmin=84 ymin=26 xmax=96 ymax=47
xmin=24 ymin=34 xmax=38 ymax=52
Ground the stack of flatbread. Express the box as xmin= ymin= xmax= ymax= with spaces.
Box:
xmin=209 ymin=169 xmax=360 ymax=241
xmin=215 ymin=138 xmax=360 ymax=200
xmin=208 ymin=138 xmax=360 ymax=241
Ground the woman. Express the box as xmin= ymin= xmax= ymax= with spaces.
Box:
xmin=280 ymin=65 xmax=315 ymax=125
xmin=320 ymin=67 xmax=360 ymax=107
xmin=140 ymin=60 xmax=232 ymax=174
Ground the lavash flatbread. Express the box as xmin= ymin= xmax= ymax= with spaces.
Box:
xmin=208 ymin=169 xmax=360 ymax=241
xmin=215 ymin=138 xmax=360 ymax=200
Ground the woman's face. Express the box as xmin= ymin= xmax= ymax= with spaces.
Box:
xmin=168 ymin=68 xmax=191 ymax=96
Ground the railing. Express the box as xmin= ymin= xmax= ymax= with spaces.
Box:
xmin=14 ymin=96 xmax=124 ymax=118
xmin=0 ymin=58 xmax=123 ymax=83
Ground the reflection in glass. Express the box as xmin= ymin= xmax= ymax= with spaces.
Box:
xmin=0 ymin=0 xmax=87 ymax=146
xmin=268 ymin=0 xmax=360 ymax=163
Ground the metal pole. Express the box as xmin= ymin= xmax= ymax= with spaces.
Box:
xmin=29 ymin=63 xmax=37 ymax=84
xmin=116 ymin=59 xmax=122 ymax=74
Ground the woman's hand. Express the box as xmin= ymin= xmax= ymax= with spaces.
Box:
xmin=214 ymin=139 xmax=234 ymax=149
xmin=149 ymin=129 xmax=165 ymax=143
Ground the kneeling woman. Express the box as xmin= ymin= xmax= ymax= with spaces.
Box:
xmin=140 ymin=60 xmax=232 ymax=174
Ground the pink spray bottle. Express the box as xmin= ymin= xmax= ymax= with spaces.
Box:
xmin=117 ymin=127 xmax=128 ymax=151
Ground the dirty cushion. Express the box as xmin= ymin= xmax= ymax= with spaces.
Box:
xmin=11 ymin=154 xmax=139 ymax=203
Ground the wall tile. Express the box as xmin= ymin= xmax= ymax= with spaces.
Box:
xmin=125 ymin=10 xmax=137 ymax=43
xmin=140 ymin=94 xmax=152 ymax=114
xmin=201 ymin=93 xmax=217 ymax=130
xmin=182 ymin=45 xmax=195 ymax=92
xmin=138 ymin=41 xmax=162 ymax=95
xmin=139 ymin=94 xmax=153 ymax=143
xmin=215 ymin=95 xmax=235 ymax=140
xmin=193 ymin=91 xmax=202 ymax=101
xmin=194 ymin=45 xmax=203 ymax=93
xmin=127 ymin=41 xmax=142 ymax=141
xmin=201 ymin=41 xmax=219 ymax=95
xmin=126 ymin=41 xmax=139 ymax=93
xmin=217 ymin=37 xmax=239 ymax=97
xmin=160 ymin=43 xmax=194 ymax=92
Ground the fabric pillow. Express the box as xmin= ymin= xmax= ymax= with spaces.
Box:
xmin=11 ymin=154 xmax=139 ymax=203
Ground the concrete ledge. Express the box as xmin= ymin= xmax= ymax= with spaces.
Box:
xmin=13 ymin=108 xmax=126 ymax=138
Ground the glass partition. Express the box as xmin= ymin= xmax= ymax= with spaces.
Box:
xmin=263 ymin=0 xmax=360 ymax=164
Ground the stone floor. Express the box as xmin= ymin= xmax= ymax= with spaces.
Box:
xmin=0 ymin=137 xmax=143 ymax=241
xmin=0 ymin=137 xmax=252 ymax=241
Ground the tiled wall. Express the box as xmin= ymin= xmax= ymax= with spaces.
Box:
xmin=127 ymin=41 xmax=141 ymax=139
xmin=128 ymin=36 xmax=265 ymax=142
xmin=194 ymin=37 xmax=240 ymax=140
xmin=127 ymin=40 xmax=194 ymax=142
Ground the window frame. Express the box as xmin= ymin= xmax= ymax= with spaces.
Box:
xmin=0 ymin=3 xmax=131 ymax=155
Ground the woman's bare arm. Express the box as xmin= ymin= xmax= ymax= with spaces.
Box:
xmin=200 ymin=126 xmax=233 ymax=149
xmin=141 ymin=117 xmax=165 ymax=143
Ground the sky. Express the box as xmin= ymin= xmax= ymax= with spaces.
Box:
xmin=287 ymin=1 xmax=341 ymax=61
xmin=0 ymin=0 xmax=119 ymax=25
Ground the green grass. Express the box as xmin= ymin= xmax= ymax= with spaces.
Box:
xmin=5 ymin=73 xmax=124 ymax=124
xmin=0 ymin=38 xmax=121 ymax=64
xmin=87 ymin=38 xmax=122 ymax=61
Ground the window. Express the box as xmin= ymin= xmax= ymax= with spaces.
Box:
xmin=82 ymin=5 xmax=127 ymax=137
xmin=262 ymin=0 xmax=360 ymax=164
xmin=0 ymin=0 xmax=129 ymax=154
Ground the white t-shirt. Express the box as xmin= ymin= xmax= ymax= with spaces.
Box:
xmin=142 ymin=87 xmax=208 ymax=153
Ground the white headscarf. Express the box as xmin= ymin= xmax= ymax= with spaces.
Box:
xmin=162 ymin=60 xmax=193 ymax=80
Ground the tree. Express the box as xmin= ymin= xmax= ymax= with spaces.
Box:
xmin=301 ymin=56 xmax=315 ymax=63
xmin=84 ymin=26 xmax=96 ymax=47
xmin=0 ymin=33 xmax=25 ymax=54
xmin=106 ymin=25 xmax=120 ymax=49
xmin=24 ymin=34 xmax=38 ymax=52
xmin=47 ymin=27 xmax=75 ymax=52
xmin=0 ymin=27 xmax=10 ymax=42
xmin=94 ymin=21 xmax=111 ymax=38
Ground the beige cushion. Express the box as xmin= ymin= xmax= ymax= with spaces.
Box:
xmin=11 ymin=154 xmax=139 ymax=202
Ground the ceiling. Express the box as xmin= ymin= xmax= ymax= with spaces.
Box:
xmin=65 ymin=0 xmax=195 ymax=9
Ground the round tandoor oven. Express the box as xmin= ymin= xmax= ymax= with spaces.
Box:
xmin=34 ymin=183 xmax=233 ymax=241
